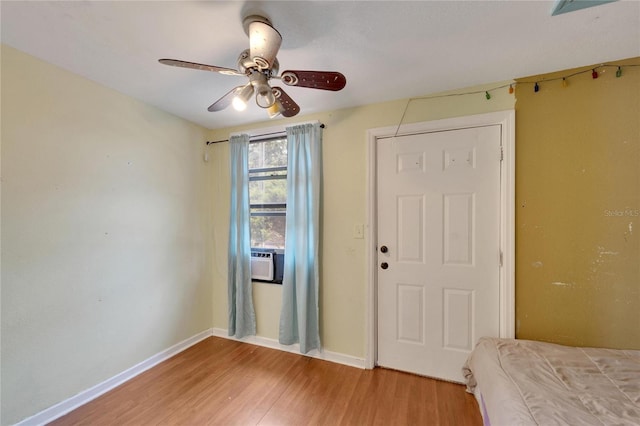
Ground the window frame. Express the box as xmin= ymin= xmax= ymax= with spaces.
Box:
xmin=248 ymin=134 xmax=288 ymax=250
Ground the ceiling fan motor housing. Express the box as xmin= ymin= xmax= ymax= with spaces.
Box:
xmin=244 ymin=15 xmax=282 ymax=71
xmin=237 ymin=49 xmax=278 ymax=77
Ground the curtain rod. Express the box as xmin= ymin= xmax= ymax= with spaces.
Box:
xmin=206 ymin=123 xmax=325 ymax=145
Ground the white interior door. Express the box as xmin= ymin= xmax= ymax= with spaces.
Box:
xmin=376 ymin=125 xmax=502 ymax=382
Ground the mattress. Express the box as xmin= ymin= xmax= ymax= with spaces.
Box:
xmin=462 ymin=337 xmax=640 ymax=425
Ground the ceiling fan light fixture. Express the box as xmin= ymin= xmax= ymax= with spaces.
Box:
xmin=255 ymin=82 xmax=276 ymax=108
xmin=232 ymin=84 xmax=254 ymax=111
xmin=267 ymin=100 xmax=284 ymax=118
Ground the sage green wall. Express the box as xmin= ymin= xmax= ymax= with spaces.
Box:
xmin=515 ymin=58 xmax=640 ymax=349
xmin=207 ymin=83 xmax=516 ymax=357
xmin=1 ymin=45 xmax=214 ymax=425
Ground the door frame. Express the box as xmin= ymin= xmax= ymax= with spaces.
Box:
xmin=364 ymin=110 xmax=516 ymax=369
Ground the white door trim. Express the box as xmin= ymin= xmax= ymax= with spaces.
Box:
xmin=364 ymin=110 xmax=515 ymax=369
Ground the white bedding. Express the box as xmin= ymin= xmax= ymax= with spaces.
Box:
xmin=463 ymin=337 xmax=640 ymax=426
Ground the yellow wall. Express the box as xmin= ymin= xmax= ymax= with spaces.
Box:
xmin=515 ymin=58 xmax=640 ymax=349
xmin=4 ymin=34 xmax=638 ymax=425
xmin=1 ymin=45 xmax=214 ymax=425
xmin=208 ymin=84 xmax=516 ymax=357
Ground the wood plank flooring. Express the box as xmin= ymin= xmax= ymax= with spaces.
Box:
xmin=50 ymin=337 xmax=482 ymax=426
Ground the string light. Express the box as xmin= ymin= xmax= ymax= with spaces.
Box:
xmin=400 ymin=63 xmax=637 ymax=107
xmin=391 ymin=62 xmax=637 ymax=134
xmin=523 ymin=63 xmax=638 ymax=94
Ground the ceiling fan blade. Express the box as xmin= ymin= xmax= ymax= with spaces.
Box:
xmin=159 ymin=59 xmax=243 ymax=76
xmin=272 ymin=87 xmax=300 ymax=118
xmin=208 ymin=86 xmax=242 ymax=112
xmin=246 ymin=16 xmax=282 ymax=69
xmin=280 ymin=70 xmax=346 ymax=91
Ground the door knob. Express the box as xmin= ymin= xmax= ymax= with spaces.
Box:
xmin=380 ymin=245 xmax=388 ymax=253
xmin=381 ymin=262 xmax=389 ymax=270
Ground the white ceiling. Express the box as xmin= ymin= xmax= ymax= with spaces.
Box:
xmin=2 ymin=1 xmax=639 ymax=130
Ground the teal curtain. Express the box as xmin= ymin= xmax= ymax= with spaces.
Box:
xmin=279 ymin=123 xmax=322 ymax=353
xmin=228 ymin=134 xmax=255 ymax=338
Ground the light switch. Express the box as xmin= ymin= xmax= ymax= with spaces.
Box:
xmin=353 ymin=224 xmax=364 ymax=239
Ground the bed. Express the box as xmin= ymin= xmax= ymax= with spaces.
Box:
xmin=462 ymin=337 xmax=640 ymax=425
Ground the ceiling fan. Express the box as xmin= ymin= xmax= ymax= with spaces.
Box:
xmin=159 ymin=15 xmax=346 ymax=119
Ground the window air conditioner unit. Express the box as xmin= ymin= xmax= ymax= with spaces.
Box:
xmin=250 ymin=251 xmax=275 ymax=281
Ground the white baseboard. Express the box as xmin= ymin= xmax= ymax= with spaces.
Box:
xmin=16 ymin=328 xmax=214 ymax=426
xmin=17 ymin=327 xmax=365 ymax=426
xmin=211 ymin=328 xmax=366 ymax=369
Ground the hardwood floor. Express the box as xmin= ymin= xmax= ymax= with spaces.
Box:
xmin=50 ymin=337 xmax=482 ymax=426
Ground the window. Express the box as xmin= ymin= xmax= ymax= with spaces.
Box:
xmin=248 ymin=136 xmax=287 ymax=249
